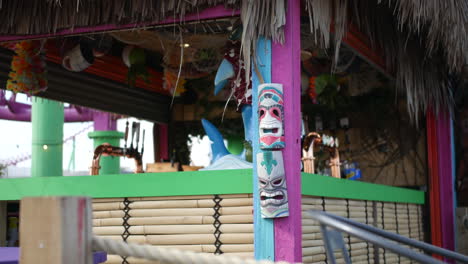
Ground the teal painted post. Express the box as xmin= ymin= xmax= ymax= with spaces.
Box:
xmin=252 ymin=38 xmax=275 ymax=260
xmin=88 ymin=131 xmax=124 ymax=175
xmin=31 ymin=97 xmax=64 ymax=177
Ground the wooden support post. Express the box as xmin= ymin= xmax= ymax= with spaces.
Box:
xmin=272 ymin=0 xmax=302 ymax=261
xmin=20 ymin=196 xmax=92 ymax=264
xmin=436 ymin=111 xmax=455 ymax=253
xmin=252 ymin=38 xmax=274 ymax=260
xmin=0 ymin=201 xmax=6 ymax=246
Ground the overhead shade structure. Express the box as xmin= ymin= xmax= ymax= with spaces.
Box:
xmin=0 ymin=48 xmax=171 ymax=123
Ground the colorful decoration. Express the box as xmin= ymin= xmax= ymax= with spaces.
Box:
xmin=122 ymin=45 xmax=149 ymax=88
xmin=214 ymin=40 xmax=252 ymax=110
xmin=6 ymin=41 xmax=47 ymax=95
xmin=258 ymin=83 xmax=285 ymax=149
xmin=200 ymin=118 xmax=252 ymax=171
xmin=302 ymin=132 xmax=341 ymax=178
xmin=257 ymin=151 xmax=289 ymax=218
xmin=163 ymin=69 xmax=186 ymax=96
xmin=62 ymin=43 xmax=94 ymax=72
xmin=308 ymin=76 xmax=318 ymax=104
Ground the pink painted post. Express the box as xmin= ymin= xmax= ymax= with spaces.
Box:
xmin=271 ymin=0 xmax=302 ymax=261
xmin=158 ymin=124 xmax=170 ymax=161
xmin=93 ymin=112 xmax=117 ymax=131
xmin=436 ymin=110 xmax=455 ymax=256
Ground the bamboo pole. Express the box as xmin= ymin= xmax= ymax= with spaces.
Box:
xmin=302 ymin=233 xmax=323 ymax=240
xmin=98 ymin=233 xmax=254 ymax=245
xmin=302 ymin=254 xmax=326 ymax=263
xmin=302 ymin=246 xmax=325 ymax=256
xmin=93 ymin=223 xmax=253 ymax=235
xmin=93 ymin=198 xmax=253 ymax=211
xmin=302 ymin=240 xmax=324 ymax=247
xmin=93 ymin=194 xmax=251 ymax=204
xmin=93 ymin=206 xmax=253 ymax=218
xmin=93 ymin=214 xmax=253 ymax=227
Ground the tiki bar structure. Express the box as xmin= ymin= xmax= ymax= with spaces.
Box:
xmin=0 ymin=0 xmax=467 ymax=263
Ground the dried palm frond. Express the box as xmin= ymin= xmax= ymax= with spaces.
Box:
xmin=240 ymin=0 xmax=286 ymax=84
xmin=306 ymin=0 xmax=460 ymax=121
xmin=0 ymin=0 xmax=240 ymax=35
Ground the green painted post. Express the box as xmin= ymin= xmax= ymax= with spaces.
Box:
xmin=31 ymin=97 xmax=64 ymax=177
xmin=88 ymin=131 xmax=124 ymax=175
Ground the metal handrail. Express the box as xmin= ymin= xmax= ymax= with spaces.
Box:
xmin=306 ymin=210 xmax=468 ymax=264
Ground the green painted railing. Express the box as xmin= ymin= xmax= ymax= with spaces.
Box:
xmin=0 ymin=170 xmax=424 ymax=204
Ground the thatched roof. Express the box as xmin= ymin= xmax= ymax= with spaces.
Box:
xmin=0 ymin=0 xmax=465 ymax=120
xmin=307 ymin=0 xmax=468 ymax=120
xmin=0 ymin=0 xmax=239 ymax=35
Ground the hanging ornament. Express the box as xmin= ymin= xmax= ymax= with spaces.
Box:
xmin=6 ymin=40 xmax=47 ymax=95
xmin=62 ymin=41 xmax=95 ymax=72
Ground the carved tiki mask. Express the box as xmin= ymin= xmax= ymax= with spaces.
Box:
xmin=258 ymin=83 xmax=285 ymax=149
xmin=257 ymin=151 xmax=289 ymax=218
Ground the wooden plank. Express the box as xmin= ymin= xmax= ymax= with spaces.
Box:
xmin=20 ymin=196 xmax=92 ymax=264
xmin=272 ymin=0 xmax=302 ymax=261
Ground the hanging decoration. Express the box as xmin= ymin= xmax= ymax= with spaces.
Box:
xmin=163 ymin=69 xmax=186 ymax=97
xmin=62 ymin=41 xmax=95 ymax=72
xmin=257 ymin=151 xmax=289 ymax=218
xmin=6 ymin=40 xmax=47 ymax=95
xmin=122 ymin=45 xmax=149 ymax=88
xmin=258 ymin=83 xmax=285 ymax=150
xmin=257 ymin=83 xmax=288 ymax=218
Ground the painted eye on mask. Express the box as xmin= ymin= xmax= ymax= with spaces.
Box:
xmin=259 ymin=108 xmax=266 ymax=119
xmin=272 ymin=178 xmax=283 ymax=186
xmin=269 ymin=107 xmax=281 ymax=120
xmin=259 ymin=179 xmax=267 ymax=187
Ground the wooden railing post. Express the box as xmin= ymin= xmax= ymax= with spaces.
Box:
xmin=20 ymin=196 xmax=92 ymax=264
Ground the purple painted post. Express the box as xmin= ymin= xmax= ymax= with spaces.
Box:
xmin=436 ymin=110 xmax=455 ymax=256
xmin=93 ymin=112 xmax=117 ymax=131
xmin=271 ymin=0 xmax=302 ymax=261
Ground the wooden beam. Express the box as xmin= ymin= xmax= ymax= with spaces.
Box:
xmin=272 ymin=0 xmax=302 ymax=261
xmin=20 ymin=196 xmax=92 ymax=264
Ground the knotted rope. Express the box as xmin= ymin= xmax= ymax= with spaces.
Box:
xmin=92 ymin=236 xmax=297 ymax=264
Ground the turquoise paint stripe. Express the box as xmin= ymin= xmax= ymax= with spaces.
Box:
xmin=302 ymin=173 xmax=425 ymax=204
xmin=252 ymin=38 xmax=275 ymax=261
xmin=0 ymin=170 xmax=252 ymax=201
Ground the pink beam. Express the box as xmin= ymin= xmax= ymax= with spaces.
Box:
xmin=436 ymin=111 xmax=455 ymax=256
xmin=0 ymin=5 xmax=239 ymax=42
xmin=272 ymin=0 xmax=302 ymax=262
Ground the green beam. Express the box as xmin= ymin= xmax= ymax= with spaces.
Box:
xmin=88 ymin=131 xmax=124 ymax=175
xmin=0 ymin=170 xmax=253 ymax=200
xmin=301 ymin=173 xmax=425 ymax=204
xmin=31 ymin=97 xmax=64 ymax=177
xmin=0 ymin=170 xmax=424 ymax=204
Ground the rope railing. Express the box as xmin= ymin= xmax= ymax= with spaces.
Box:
xmin=92 ymin=236 xmax=293 ymax=264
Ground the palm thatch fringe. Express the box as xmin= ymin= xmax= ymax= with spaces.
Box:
xmin=306 ymin=0 xmax=461 ymax=121
xmin=240 ymin=0 xmax=286 ymax=84
xmin=0 ymin=0 xmax=239 ymax=35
